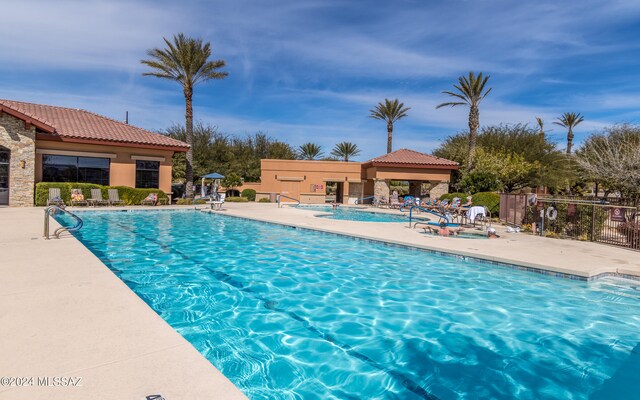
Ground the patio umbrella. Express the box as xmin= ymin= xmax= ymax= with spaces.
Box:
xmin=202 ymin=172 xmax=225 ymax=200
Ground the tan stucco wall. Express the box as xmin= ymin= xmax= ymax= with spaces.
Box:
xmin=255 ymin=159 xmax=455 ymax=204
xmin=0 ymin=113 xmax=36 ymax=206
xmin=35 ymin=140 xmax=175 ymax=193
xmin=259 ymin=159 xmax=363 ymax=203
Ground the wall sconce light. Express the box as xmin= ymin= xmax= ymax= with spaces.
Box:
xmin=19 ymin=160 xmax=26 ymax=169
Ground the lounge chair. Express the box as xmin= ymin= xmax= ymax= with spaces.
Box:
xmin=46 ymin=188 xmax=65 ymax=206
xmin=141 ymin=193 xmax=158 ymax=206
xmin=107 ymin=189 xmax=125 ymax=206
xmin=208 ymin=193 xmax=225 ymax=210
xmin=89 ymin=189 xmax=109 ymax=206
xmin=70 ymin=189 xmax=88 ymax=206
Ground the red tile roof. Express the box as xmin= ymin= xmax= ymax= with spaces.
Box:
xmin=0 ymin=99 xmax=189 ymax=151
xmin=364 ymin=148 xmax=458 ymax=169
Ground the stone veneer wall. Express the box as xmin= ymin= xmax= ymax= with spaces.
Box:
xmin=429 ymin=181 xmax=449 ymax=200
xmin=0 ymin=113 xmax=36 ymax=206
xmin=373 ymin=179 xmax=390 ymax=204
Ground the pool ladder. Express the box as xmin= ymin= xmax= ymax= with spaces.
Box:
xmin=277 ymin=194 xmax=300 ymax=208
xmin=44 ymin=205 xmax=83 ymax=239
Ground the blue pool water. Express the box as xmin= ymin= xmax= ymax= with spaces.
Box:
xmin=63 ymin=210 xmax=640 ymax=399
xmin=296 ymin=206 xmax=419 ymax=223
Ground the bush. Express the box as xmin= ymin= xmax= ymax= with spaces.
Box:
xmin=35 ymin=182 xmax=167 ymax=206
xmin=225 ymin=196 xmax=249 ymax=202
xmin=439 ymin=192 xmax=468 ymax=202
xmin=176 ymin=198 xmax=207 ymax=205
xmin=241 ymin=188 xmax=257 ymax=201
xmin=258 ymin=198 xmax=271 ymax=203
xmin=471 ymin=192 xmax=500 ymax=215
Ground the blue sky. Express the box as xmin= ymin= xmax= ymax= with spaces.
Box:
xmin=2 ymin=0 xmax=640 ymax=160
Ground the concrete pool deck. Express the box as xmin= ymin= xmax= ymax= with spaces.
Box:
xmin=0 ymin=207 xmax=247 ymax=400
xmin=1 ymin=203 xmax=638 ymax=399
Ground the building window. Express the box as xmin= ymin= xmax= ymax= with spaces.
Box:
xmin=135 ymin=160 xmax=159 ymax=188
xmin=42 ymin=155 xmax=110 ymax=185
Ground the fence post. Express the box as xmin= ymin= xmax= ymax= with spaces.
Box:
xmin=590 ymin=203 xmax=596 ymax=242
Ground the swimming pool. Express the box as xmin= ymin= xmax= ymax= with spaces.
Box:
xmin=296 ymin=205 xmax=418 ymax=223
xmin=63 ymin=210 xmax=640 ymax=399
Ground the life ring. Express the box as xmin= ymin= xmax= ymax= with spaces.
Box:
xmin=546 ymin=207 xmax=557 ymax=220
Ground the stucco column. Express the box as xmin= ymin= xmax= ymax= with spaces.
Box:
xmin=373 ymin=179 xmax=390 ymax=204
xmin=429 ymin=181 xmax=449 ymax=200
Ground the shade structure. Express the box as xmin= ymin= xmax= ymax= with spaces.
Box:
xmin=202 ymin=172 xmax=225 ymax=179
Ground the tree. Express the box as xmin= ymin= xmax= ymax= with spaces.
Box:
xmin=458 ymin=148 xmax=539 ymax=193
xmin=535 ymin=117 xmax=545 ymax=137
xmin=298 ymin=143 xmax=323 ymax=160
xmin=163 ymin=123 xmax=296 ymax=182
xmin=221 ymin=173 xmax=243 ymax=193
xmin=331 ymin=142 xmax=361 ymax=161
xmin=369 ymin=98 xmax=410 ymax=153
xmin=433 ymin=124 xmax=573 ymax=192
xmin=554 ymin=112 xmax=584 ymax=155
xmin=574 ymin=124 xmax=640 ymax=198
xmin=141 ymin=33 xmax=228 ymax=197
xmin=436 ymin=72 xmax=492 ymax=171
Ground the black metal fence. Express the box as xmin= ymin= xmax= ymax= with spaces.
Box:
xmin=500 ymin=194 xmax=640 ymax=250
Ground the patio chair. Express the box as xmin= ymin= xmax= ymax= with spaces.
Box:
xmin=46 ymin=188 xmax=65 ymax=206
xmin=107 ymin=189 xmax=125 ymax=206
xmin=89 ymin=189 xmax=109 ymax=206
xmin=466 ymin=206 xmax=491 ymax=228
xmin=209 ymin=193 xmax=225 ymax=210
xmin=70 ymin=188 xmax=88 ymax=206
xmin=141 ymin=193 xmax=158 ymax=206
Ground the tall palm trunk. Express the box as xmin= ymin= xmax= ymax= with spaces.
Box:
xmin=387 ymin=122 xmax=393 ymax=153
xmin=184 ymin=86 xmax=194 ymax=197
xmin=566 ymin=128 xmax=574 ymax=155
xmin=467 ymin=105 xmax=479 ymax=171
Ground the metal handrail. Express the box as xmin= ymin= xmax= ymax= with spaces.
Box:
xmin=277 ymin=194 xmax=300 ymax=208
xmin=408 ymin=205 xmax=451 ymax=228
xmin=354 ymin=195 xmax=377 ymax=205
xmin=44 ymin=206 xmax=83 ymax=239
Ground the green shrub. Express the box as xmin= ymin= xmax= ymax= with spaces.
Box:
xmin=176 ymin=198 xmax=207 ymax=205
xmin=225 ymin=196 xmax=249 ymax=202
xmin=110 ymin=186 xmax=168 ymax=205
xmin=241 ymin=188 xmax=257 ymax=201
xmin=35 ymin=182 xmax=167 ymax=206
xmin=471 ymin=192 xmax=500 ymax=215
xmin=439 ymin=192 xmax=468 ymax=202
xmin=258 ymin=198 xmax=271 ymax=203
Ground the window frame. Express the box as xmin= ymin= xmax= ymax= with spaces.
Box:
xmin=135 ymin=160 xmax=160 ymax=189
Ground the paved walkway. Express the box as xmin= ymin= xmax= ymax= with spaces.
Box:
xmin=218 ymin=203 xmax=640 ymax=279
xmin=0 ymin=207 xmax=247 ymax=400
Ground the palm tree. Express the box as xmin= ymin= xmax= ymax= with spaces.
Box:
xmin=369 ymin=98 xmax=410 ymax=153
xmin=141 ymin=33 xmax=228 ymax=197
xmin=436 ymin=72 xmax=492 ymax=171
xmin=331 ymin=142 xmax=361 ymax=161
xmin=535 ymin=117 xmax=545 ymax=137
xmin=298 ymin=143 xmax=323 ymax=160
xmin=554 ymin=112 xmax=584 ymax=154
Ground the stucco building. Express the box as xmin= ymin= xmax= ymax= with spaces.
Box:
xmin=0 ymin=100 xmax=188 ymax=206
xmin=255 ymin=149 xmax=458 ymax=204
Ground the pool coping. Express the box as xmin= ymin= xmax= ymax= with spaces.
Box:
xmin=198 ymin=208 xmax=640 ymax=282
